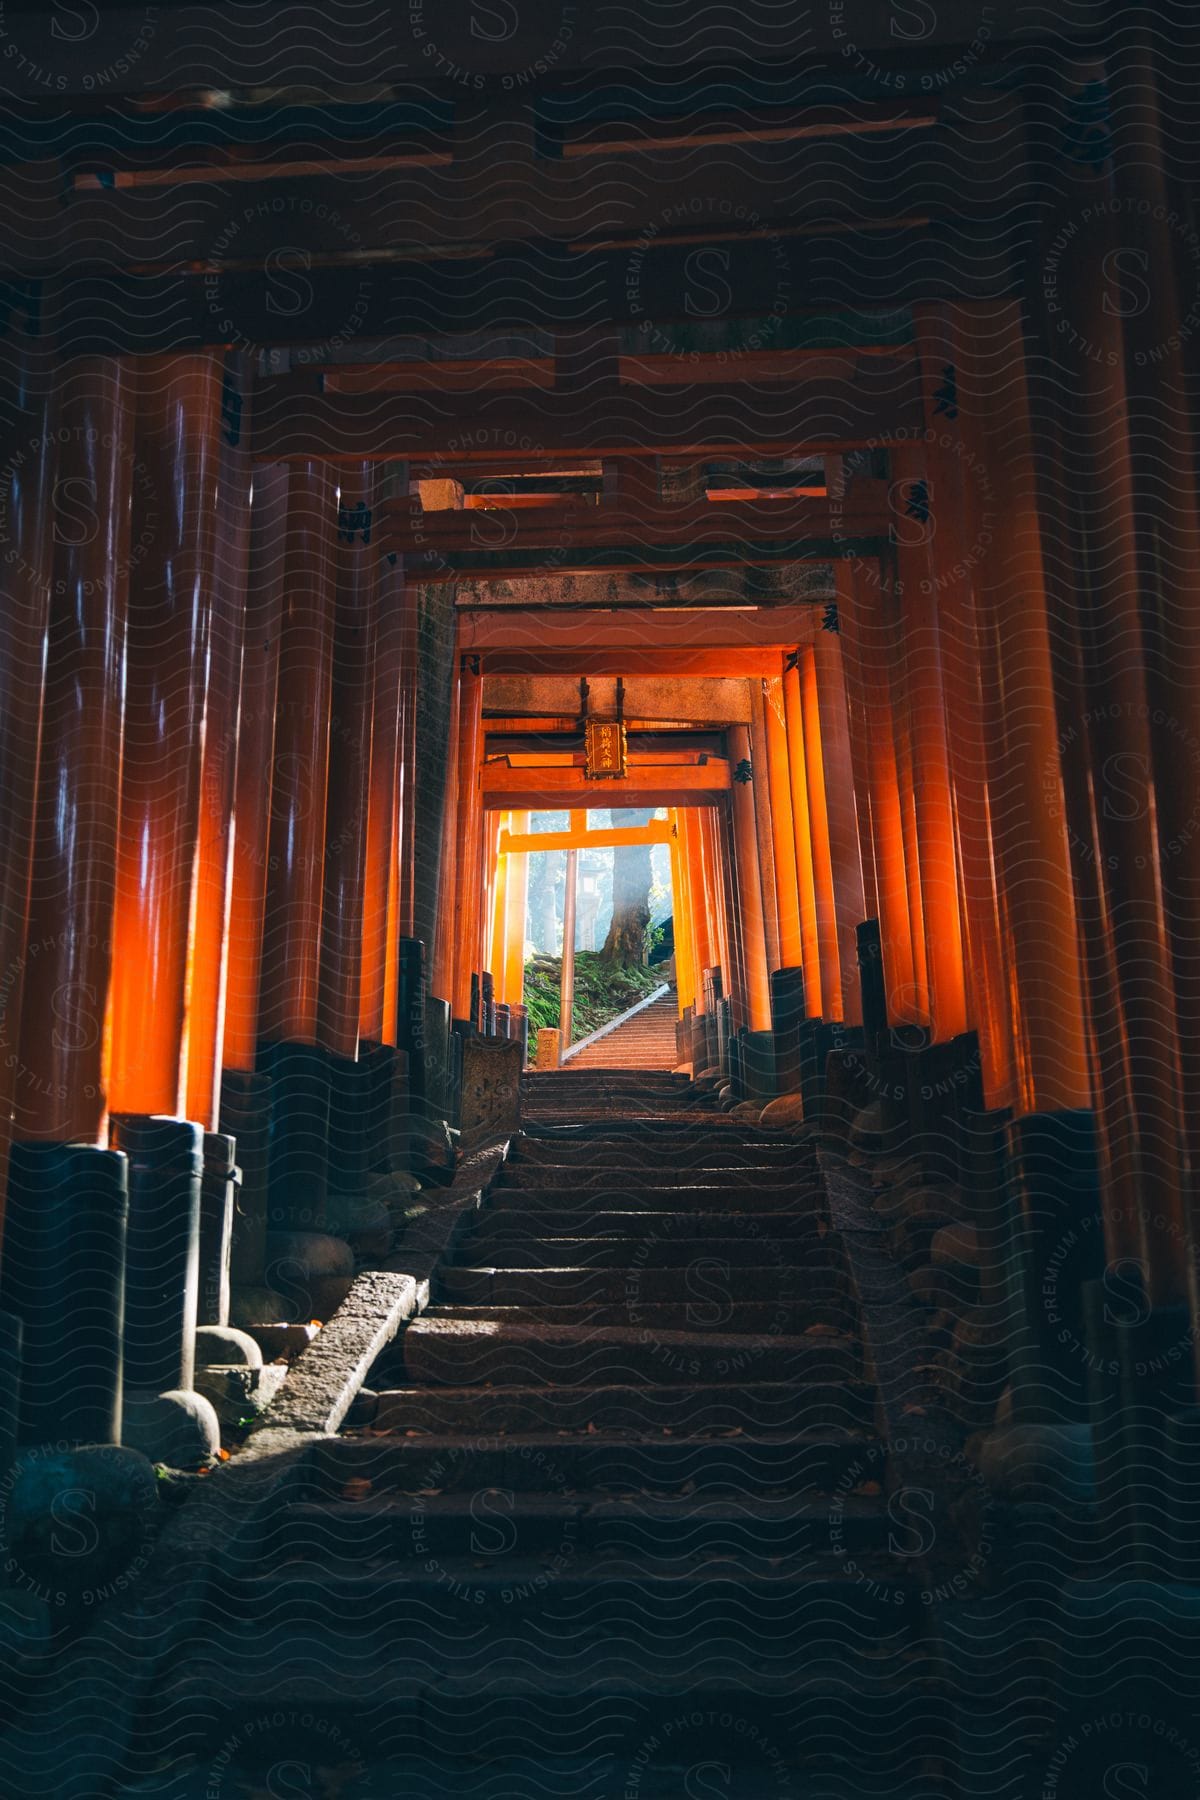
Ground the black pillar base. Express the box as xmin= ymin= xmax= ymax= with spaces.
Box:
xmin=769 ymin=967 xmax=806 ymax=1096
xmin=219 ymin=1068 xmax=271 ymax=1289
xmin=1005 ymin=1108 xmax=1102 ymax=1425
xmin=197 ymin=1132 xmax=237 ymax=1328
xmin=108 ymin=1114 xmax=204 ymax=1401
xmin=1 ymin=1143 xmax=127 ymax=1447
xmin=261 ymin=1041 xmax=331 ymax=1232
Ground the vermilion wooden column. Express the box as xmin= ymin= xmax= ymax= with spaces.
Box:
xmin=1107 ymin=44 xmax=1200 ymax=1286
xmin=909 ymin=310 xmax=1015 ymax=1107
xmin=317 ymin=464 xmax=379 ymax=1059
xmin=432 ymin=659 xmax=463 ymax=1005
xmin=668 ymin=814 xmax=694 ymax=1016
xmin=397 ymin=584 xmax=419 ymax=941
xmin=108 ymin=355 xmax=222 ymax=1119
xmin=891 ymin=442 xmax=968 ymax=1044
xmin=359 ymin=554 xmax=405 ymax=1051
xmin=0 ymin=348 xmax=54 ymax=1200
xmin=16 ymin=359 xmax=134 ymax=1145
xmin=502 ymin=811 xmax=530 ymax=1010
xmin=746 ymin=685 xmax=782 ymax=979
xmin=727 ymin=731 xmax=771 ymax=1031
xmin=1028 ymin=149 xmax=1193 ymax=1299
xmin=683 ymin=808 xmax=713 ymax=1000
xmin=184 ymin=356 xmax=253 ymax=1129
xmin=781 ymin=661 xmax=824 ymax=1017
xmin=258 ymin=461 xmax=338 ymax=1046
xmin=763 ymin=675 xmax=804 ymax=971
xmin=221 ymin=466 xmax=288 ymax=1075
xmin=704 ymin=806 xmax=731 ymax=993
xmin=451 ymin=656 xmax=484 ymax=1022
xmin=833 ymin=558 xmax=920 ymax=1032
xmin=812 ymin=633 xmax=866 ymax=1027
xmin=797 ymin=644 xmax=842 ymax=1025
xmin=490 ymin=815 xmax=511 ymax=1003
xmin=947 ymin=301 xmax=1090 ymax=1115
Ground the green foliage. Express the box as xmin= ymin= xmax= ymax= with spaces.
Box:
xmin=524 ymin=951 xmax=665 ymax=1039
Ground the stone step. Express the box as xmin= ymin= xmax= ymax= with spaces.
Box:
xmin=126 ymin=1753 xmax=944 ymax=1800
xmin=274 ymin=1487 xmax=891 ymax=1563
xmin=436 ymin=1263 xmax=856 ymax=1308
xmin=396 ymin=1317 xmax=861 ymax=1386
xmin=154 ymin=1623 xmax=948 ymax=1741
xmin=231 ymin=1556 xmax=927 ymax=1633
xmin=446 ymin=1234 xmax=844 ymax=1268
xmin=419 ymin=1300 xmax=860 ymax=1334
xmin=463 ymin=1209 xmax=828 ymax=1244
xmin=494 ymin=1163 xmax=813 ymax=1190
xmin=360 ymin=1379 xmax=876 ymax=1434
xmin=317 ymin=1428 xmax=877 ymax=1494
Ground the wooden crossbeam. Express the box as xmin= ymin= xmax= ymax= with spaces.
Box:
xmin=9 ymin=120 xmax=1025 ymax=275
xmin=250 ymin=361 xmax=921 ymax=461
xmin=500 ymin=823 xmax=674 ymax=853
xmin=53 ymin=225 xmax=1019 ymax=356
xmin=482 ymin=760 xmax=731 ymax=809
xmin=0 ymin=4 xmax=1070 ymax=100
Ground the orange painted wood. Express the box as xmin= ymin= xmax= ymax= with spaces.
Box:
xmin=812 ymin=633 xmax=866 ymax=1027
xmin=763 ymin=676 xmax=804 ymax=970
xmin=0 ymin=348 xmax=55 ymax=1178
xmin=222 ymin=465 xmax=288 ymax=1072
xmin=16 ymin=359 xmax=134 ymax=1142
xmin=891 ymin=442 xmax=968 ymax=1043
xmin=184 ymin=355 xmax=254 ymax=1126
xmin=257 ymin=461 xmax=337 ymax=1045
xmin=729 ymin=725 xmax=772 ymax=1031
xmin=781 ymin=664 xmax=824 ymax=1017
xmin=798 ymin=643 xmax=843 ymax=1024
xmin=108 ymin=353 xmax=222 ymax=1119
xmin=947 ymin=300 xmax=1090 ymax=1115
xmin=317 ymin=464 xmax=380 ymax=1056
xmin=451 ymin=659 xmax=484 ymax=1021
xmin=359 ymin=557 xmax=406 ymax=1047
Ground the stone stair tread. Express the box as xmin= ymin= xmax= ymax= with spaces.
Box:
xmin=361 ymin=1381 xmax=876 ymax=1434
xmin=282 ymin=1491 xmax=886 ymax=1529
xmin=420 ymin=1303 xmax=858 ymax=1329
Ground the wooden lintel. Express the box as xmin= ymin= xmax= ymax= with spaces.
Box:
xmin=500 ymin=824 xmax=675 ymax=854
xmin=482 ymin=761 xmax=731 ymax=809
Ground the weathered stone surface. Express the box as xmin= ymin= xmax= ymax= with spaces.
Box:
xmin=322 ymin=1193 xmax=394 ymax=1257
xmin=974 ymin=1423 xmax=1095 ymax=1505
xmin=460 ymin=1035 xmax=524 ymax=1145
xmin=230 ymin=1284 xmax=298 ymax=1328
xmin=265 ymin=1230 xmax=355 ymax=1278
xmin=193 ymin=1325 xmax=262 ymax=1369
xmin=0 ymin=1444 xmax=160 ymax=1604
xmin=760 ymin=1092 xmax=806 ymax=1129
xmin=121 ymin=1389 xmax=221 ymax=1471
xmin=931 ymin=1222 xmax=981 ymax=1270
xmin=194 ymin=1361 xmax=288 ymax=1428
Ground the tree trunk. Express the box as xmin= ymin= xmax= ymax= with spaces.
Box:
xmin=600 ymin=810 xmax=654 ymax=968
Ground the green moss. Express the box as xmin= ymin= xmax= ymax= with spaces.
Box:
xmin=524 ymin=951 xmax=665 ymax=1040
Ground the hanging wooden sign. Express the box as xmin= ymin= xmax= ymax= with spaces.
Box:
xmin=584 ymin=718 xmax=628 ymax=780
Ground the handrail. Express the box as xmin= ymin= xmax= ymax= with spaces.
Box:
xmin=559 ymin=981 xmax=671 ymax=1063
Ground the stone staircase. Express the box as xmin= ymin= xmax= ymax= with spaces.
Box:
xmin=121 ymin=1083 xmax=966 ymax=1797
xmin=560 ymin=990 xmax=680 ymax=1071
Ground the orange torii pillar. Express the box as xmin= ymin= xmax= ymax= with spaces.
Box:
xmin=220 ymin=465 xmax=288 ymax=1292
xmin=682 ymin=808 xmax=714 ymax=1003
xmin=258 ymin=462 xmax=339 ymax=1232
xmin=502 ymin=812 xmax=531 ymax=1015
xmin=796 ymin=643 xmax=842 ymax=1025
xmin=667 ymin=812 xmax=696 ymax=1019
xmin=890 ymin=444 xmax=968 ymax=1049
xmin=949 ymin=299 xmax=1093 ymax=1426
xmin=812 ymin=632 xmax=866 ymax=1028
xmin=181 ymin=355 xmax=254 ymax=1330
xmin=1107 ymin=45 xmax=1200 ymax=1325
xmin=359 ymin=550 xmax=407 ymax=1055
xmin=762 ymin=676 xmax=804 ymax=972
xmin=833 ymin=556 xmax=921 ymax=1039
xmin=728 ymin=728 xmax=772 ymax=1034
xmin=0 ymin=347 xmax=54 ymax=1217
xmin=319 ymin=464 xmax=385 ymax=1202
xmin=451 ymin=656 xmax=485 ymax=1026
xmin=781 ymin=659 xmax=824 ymax=1018
xmin=3 ymin=362 xmax=136 ymax=1449
xmin=746 ymin=684 xmax=782 ymax=980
